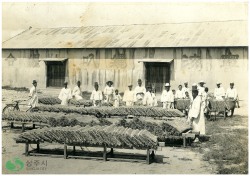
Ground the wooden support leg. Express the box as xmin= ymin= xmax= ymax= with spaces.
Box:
xmin=110 ymin=148 xmax=114 ymax=158
xmin=73 ymin=146 xmax=76 ymax=155
xmin=183 ymin=137 xmax=187 ymax=147
xmin=25 ymin=143 xmax=29 ymax=156
xmin=10 ymin=122 xmax=14 ymax=128
xmin=33 ymin=124 xmax=36 ymax=129
xmin=64 ymin=144 xmax=67 ymax=159
xmin=146 ymin=148 xmax=150 ymax=164
xmin=224 ymin=110 xmax=226 ymax=120
xmin=103 ymin=145 xmax=107 ymax=161
xmin=22 ymin=123 xmax=25 ymax=132
xmin=37 ymin=143 xmax=40 ymax=153
xmin=150 ymin=150 xmax=155 ymax=161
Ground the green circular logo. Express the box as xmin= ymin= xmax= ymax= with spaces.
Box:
xmin=6 ymin=158 xmax=24 ymax=171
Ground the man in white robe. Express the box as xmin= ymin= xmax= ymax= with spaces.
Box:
xmin=72 ymin=81 xmax=83 ymax=100
xmin=188 ymin=84 xmax=206 ymax=141
xmin=214 ymin=82 xmax=225 ymax=100
xmin=198 ymin=80 xmax=206 ymax=96
xmin=161 ymin=83 xmax=174 ymax=109
xmin=143 ymin=85 xmax=158 ymax=107
xmin=175 ymin=85 xmax=185 ymax=99
xmin=123 ymin=85 xmax=135 ymax=106
xmin=103 ymin=81 xmax=114 ymax=103
xmin=183 ymin=82 xmax=190 ymax=95
xmin=28 ymin=80 xmax=38 ymax=107
xmin=134 ymin=79 xmax=146 ymax=105
xmin=90 ymin=82 xmax=103 ymax=106
xmin=58 ymin=82 xmax=72 ymax=106
xmin=225 ymin=82 xmax=238 ymax=117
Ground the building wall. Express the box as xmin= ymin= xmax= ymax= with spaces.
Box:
xmin=2 ymin=47 xmax=248 ymax=98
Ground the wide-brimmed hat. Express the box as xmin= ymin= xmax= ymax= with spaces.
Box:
xmin=165 ymin=83 xmax=170 ymax=87
xmin=32 ymin=80 xmax=37 ymax=84
xmin=106 ymin=81 xmax=113 ymax=85
xmin=199 ymin=80 xmax=206 ymax=84
xmin=216 ymin=82 xmax=221 ymax=85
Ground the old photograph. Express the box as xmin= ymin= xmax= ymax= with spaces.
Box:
xmin=1 ymin=1 xmax=248 ymax=174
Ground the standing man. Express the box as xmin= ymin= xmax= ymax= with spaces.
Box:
xmin=225 ymin=82 xmax=238 ymax=117
xmin=58 ymin=82 xmax=72 ymax=106
xmin=123 ymin=84 xmax=135 ymax=106
xmin=214 ymin=82 xmax=225 ymax=100
xmin=198 ymin=80 xmax=206 ymax=96
xmin=134 ymin=79 xmax=146 ymax=105
xmin=161 ymin=83 xmax=174 ymax=109
xmin=72 ymin=81 xmax=83 ymax=100
xmin=175 ymin=85 xmax=185 ymax=99
xmin=103 ymin=81 xmax=114 ymax=103
xmin=183 ymin=82 xmax=190 ymax=94
xmin=143 ymin=84 xmax=158 ymax=107
xmin=90 ymin=82 xmax=103 ymax=107
xmin=28 ymin=80 xmax=38 ymax=107
xmin=188 ymin=84 xmax=205 ymax=141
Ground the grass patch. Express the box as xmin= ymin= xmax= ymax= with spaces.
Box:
xmin=192 ymin=116 xmax=248 ymax=174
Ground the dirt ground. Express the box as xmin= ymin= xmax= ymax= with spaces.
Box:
xmin=2 ymin=89 xmax=246 ymax=174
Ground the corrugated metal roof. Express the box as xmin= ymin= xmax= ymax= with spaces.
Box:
xmin=2 ymin=20 xmax=248 ymax=49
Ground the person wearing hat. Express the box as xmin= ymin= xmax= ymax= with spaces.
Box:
xmin=198 ymin=80 xmax=206 ymax=96
xmin=183 ymin=82 xmax=190 ymax=95
xmin=103 ymin=81 xmax=114 ymax=103
xmin=143 ymin=84 xmax=158 ymax=107
xmin=225 ymin=82 xmax=238 ymax=117
xmin=28 ymin=80 xmax=38 ymax=107
xmin=134 ymin=79 xmax=146 ymax=105
xmin=58 ymin=81 xmax=72 ymax=106
xmin=176 ymin=85 xmax=185 ymax=99
xmin=161 ymin=83 xmax=174 ymax=109
xmin=123 ymin=84 xmax=135 ymax=106
xmin=214 ymin=82 xmax=225 ymax=100
xmin=72 ymin=81 xmax=83 ymax=100
xmin=90 ymin=82 xmax=103 ymax=106
xmin=113 ymin=89 xmax=122 ymax=107
xmin=188 ymin=84 xmax=206 ymax=139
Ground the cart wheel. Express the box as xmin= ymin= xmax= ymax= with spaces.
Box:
xmin=2 ymin=105 xmax=17 ymax=115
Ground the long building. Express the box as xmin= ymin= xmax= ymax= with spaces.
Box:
xmin=2 ymin=20 xmax=248 ymax=96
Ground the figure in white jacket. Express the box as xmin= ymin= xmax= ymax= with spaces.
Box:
xmin=161 ymin=83 xmax=174 ymax=109
xmin=58 ymin=82 xmax=72 ymax=106
xmin=188 ymin=84 xmax=206 ymax=140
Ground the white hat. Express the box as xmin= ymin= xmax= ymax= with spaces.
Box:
xmin=199 ymin=80 xmax=205 ymax=84
xmin=216 ymin=82 xmax=221 ymax=85
xmin=165 ymin=83 xmax=170 ymax=87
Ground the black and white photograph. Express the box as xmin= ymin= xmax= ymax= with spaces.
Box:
xmin=1 ymin=1 xmax=248 ymax=174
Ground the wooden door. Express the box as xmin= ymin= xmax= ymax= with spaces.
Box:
xmin=145 ymin=62 xmax=170 ymax=93
xmin=47 ymin=61 xmax=66 ymax=87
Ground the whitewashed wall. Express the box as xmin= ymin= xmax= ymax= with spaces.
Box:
xmin=2 ymin=47 xmax=248 ymax=98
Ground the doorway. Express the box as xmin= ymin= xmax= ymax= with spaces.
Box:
xmin=46 ymin=61 xmax=66 ymax=87
xmin=145 ymin=62 xmax=170 ymax=93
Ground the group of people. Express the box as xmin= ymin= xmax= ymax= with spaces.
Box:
xmin=89 ymin=79 xmax=157 ymax=107
xmin=28 ymin=79 xmax=239 ymax=139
